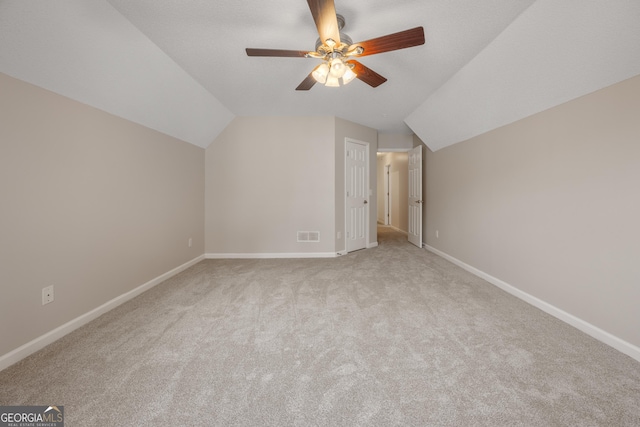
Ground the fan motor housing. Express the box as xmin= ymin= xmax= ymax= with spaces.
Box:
xmin=314 ymin=14 xmax=353 ymax=54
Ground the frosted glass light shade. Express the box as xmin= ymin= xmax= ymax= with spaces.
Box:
xmin=312 ymin=63 xmax=329 ymax=84
xmin=311 ymin=58 xmax=357 ymax=87
xmin=325 ymin=75 xmax=340 ymax=87
xmin=329 ymin=58 xmax=347 ymax=79
xmin=342 ymin=67 xmax=356 ymax=85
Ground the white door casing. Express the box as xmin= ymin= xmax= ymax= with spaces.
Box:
xmin=408 ymin=145 xmax=423 ymax=248
xmin=346 ymin=139 xmax=369 ymax=253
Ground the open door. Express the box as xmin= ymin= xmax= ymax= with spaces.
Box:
xmin=408 ymin=145 xmax=423 ymax=248
xmin=384 ymin=164 xmax=391 ymax=225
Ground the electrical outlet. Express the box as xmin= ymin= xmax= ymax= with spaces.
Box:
xmin=436 ymin=230 xmax=439 ymax=239
xmin=188 ymin=238 xmax=192 ymax=248
xmin=42 ymin=286 xmax=54 ymax=305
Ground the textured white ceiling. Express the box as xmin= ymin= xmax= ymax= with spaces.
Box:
xmin=104 ymin=0 xmax=534 ymax=136
xmin=1 ymin=1 xmax=639 ymax=150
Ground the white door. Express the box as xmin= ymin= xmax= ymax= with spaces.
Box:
xmin=346 ymin=140 xmax=368 ymax=252
xmin=384 ymin=164 xmax=391 ymax=225
xmin=408 ymin=145 xmax=423 ymax=248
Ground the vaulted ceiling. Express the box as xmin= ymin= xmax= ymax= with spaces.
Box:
xmin=1 ymin=1 xmax=639 ymax=151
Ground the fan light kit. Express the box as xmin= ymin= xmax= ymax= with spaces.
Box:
xmin=246 ymin=0 xmax=425 ymax=90
xmin=312 ymin=54 xmax=356 ymax=87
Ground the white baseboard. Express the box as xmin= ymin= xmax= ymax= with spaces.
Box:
xmin=424 ymin=244 xmax=640 ymax=363
xmin=206 ymin=252 xmax=337 ymax=259
xmin=367 ymin=242 xmax=379 ymax=249
xmin=0 ymin=255 xmax=205 ymax=372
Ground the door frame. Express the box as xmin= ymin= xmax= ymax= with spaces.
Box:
xmin=344 ymin=138 xmax=370 ymax=253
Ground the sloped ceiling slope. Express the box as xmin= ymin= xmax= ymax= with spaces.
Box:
xmin=406 ymin=0 xmax=640 ymax=151
xmin=1 ymin=0 xmax=534 ymax=148
xmin=0 ymin=0 xmax=234 ymax=148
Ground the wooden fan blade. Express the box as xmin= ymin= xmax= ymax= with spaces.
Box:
xmin=350 ymin=27 xmax=425 ymax=57
xmin=296 ymin=73 xmax=317 ymax=91
xmin=307 ymin=0 xmax=340 ymax=45
xmin=347 ymin=60 xmax=387 ymax=87
xmin=246 ymin=48 xmax=310 ymax=57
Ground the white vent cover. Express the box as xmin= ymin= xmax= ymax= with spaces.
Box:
xmin=297 ymin=231 xmax=320 ymax=242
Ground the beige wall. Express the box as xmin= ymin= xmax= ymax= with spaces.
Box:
xmin=0 ymin=73 xmax=205 ymax=357
xmin=205 ymin=116 xmax=336 ymax=255
xmin=422 ymin=74 xmax=640 ymax=349
xmin=205 ymin=116 xmax=377 ymax=255
xmin=335 ymin=118 xmax=378 ymax=252
xmin=376 ymin=152 xmax=409 ymax=232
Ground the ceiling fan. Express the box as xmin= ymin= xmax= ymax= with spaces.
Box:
xmin=246 ymin=0 xmax=425 ymax=90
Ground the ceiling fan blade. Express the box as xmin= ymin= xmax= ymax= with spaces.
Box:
xmin=307 ymin=0 xmax=341 ymax=45
xmin=347 ymin=60 xmax=387 ymax=88
xmin=245 ymin=47 xmax=309 ymax=58
xmin=246 ymin=48 xmax=310 ymax=57
xmin=349 ymin=27 xmax=425 ymax=57
xmin=296 ymin=73 xmax=317 ymax=91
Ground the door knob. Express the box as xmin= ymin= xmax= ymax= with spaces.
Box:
xmin=364 ymin=200 xmax=368 ymax=204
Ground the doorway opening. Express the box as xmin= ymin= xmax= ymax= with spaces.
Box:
xmin=376 ymin=147 xmax=423 ymax=247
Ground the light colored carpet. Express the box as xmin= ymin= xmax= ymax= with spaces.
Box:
xmin=1 ymin=226 xmax=639 ymax=426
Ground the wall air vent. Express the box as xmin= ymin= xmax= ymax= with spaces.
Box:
xmin=297 ymin=231 xmax=320 ymax=242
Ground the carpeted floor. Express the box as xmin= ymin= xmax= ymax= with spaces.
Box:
xmin=1 ymin=226 xmax=639 ymax=426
